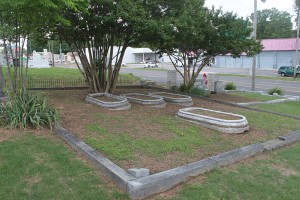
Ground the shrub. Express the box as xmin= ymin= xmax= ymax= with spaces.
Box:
xmin=268 ymin=87 xmax=284 ymax=95
xmin=224 ymin=82 xmax=237 ymax=90
xmin=190 ymin=87 xmax=205 ymax=96
xmin=170 ymin=85 xmax=178 ymax=92
xmin=0 ymin=90 xmax=58 ymax=129
xmin=178 ymin=84 xmax=190 ymax=92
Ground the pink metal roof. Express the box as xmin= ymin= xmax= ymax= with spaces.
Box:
xmin=261 ymin=38 xmax=300 ymax=51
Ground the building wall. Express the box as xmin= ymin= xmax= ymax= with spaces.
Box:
xmin=214 ymin=50 xmax=295 ymax=69
xmin=214 ymin=55 xmax=252 ymax=68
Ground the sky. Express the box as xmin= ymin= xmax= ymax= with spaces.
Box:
xmin=204 ymin=0 xmax=296 ymax=18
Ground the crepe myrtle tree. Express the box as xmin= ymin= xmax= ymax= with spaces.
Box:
xmin=158 ymin=0 xmax=262 ymax=92
xmin=56 ymin=0 xmax=171 ymax=93
xmin=0 ymin=0 xmax=79 ymax=94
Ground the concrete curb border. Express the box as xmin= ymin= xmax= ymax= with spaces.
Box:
xmin=148 ymin=92 xmax=193 ymax=106
xmin=121 ymin=93 xmax=166 ymax=108
xmin=176 ymin=107 xmax=249 ymax=134
xmin=85 ymin=93 xmax=131 ymax=110
xmin=53 ymin=123 xmax=300 ymax=199
xmin=225 ymin=89 xmax=299 ymax=106
xmin=149 ymin=86 xmax=300 ymax=120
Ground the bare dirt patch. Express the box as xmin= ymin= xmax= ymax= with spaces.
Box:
xmin=94 ymin=95 xmax=122 ymax=102
xmin=151 ymin=92 xmax=190 ymax=99
xmin=272 ymin=163 xmax=298 ymax=177
xmin=124 ymin=94 xmax=161 ymax=100
xmin=189 ymin=109 xmax=242 ymax=120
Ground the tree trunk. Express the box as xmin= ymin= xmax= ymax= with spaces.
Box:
xmin=0 ymin=64 xmax=5 ymax=97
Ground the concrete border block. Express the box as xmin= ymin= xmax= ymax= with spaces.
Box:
xmin=128 ymin=168 xmax=150 ymax=179
xmin=262 ymin=139 xmax=289 ymax=151
xmin=209 ymin=144 xmax=264 ymax=167
xmin=176 ymin=107 xmax=249 ymax=134
xmin=148 ymin=92 xmax=193 ymax=106
xmin=127 ymin=158 xmax=217 ymax=200
xmin=53 ymin=124 xmax=136 ymax=190
xmin=121 ymin=93 xmax=166 ymax=108
xmin=279 ymin=131 xmax=300 ymax=143
xmin=85 ymin=93 xmax=131 ymax=110
xmin=52 ymin=123 xmax=300 ymax=200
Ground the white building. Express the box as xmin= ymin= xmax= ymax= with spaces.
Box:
xmin=213 ymin=38 xmax=299 ymax=69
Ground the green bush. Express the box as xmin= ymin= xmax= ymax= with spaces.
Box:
xmin=224 ymin=82 xmax=237 ymax=90
xmin=268 ymin=87 xmax=284 ymax=95
xmin=0 ymin=90 xmax=58 ymax=129
xmin=190 ymin=87 xmax=205 ymax=96
xmin=178 ymin=84 xmax=190 ymax=92
xmin=170 ymin=85 xmax=178 ymax=92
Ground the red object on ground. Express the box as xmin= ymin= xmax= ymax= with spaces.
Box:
xmin=203 ymin=73 xmax=208 ymax=85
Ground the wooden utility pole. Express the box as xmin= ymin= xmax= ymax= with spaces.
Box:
xmin=251 ymin=0 xmax=258 ymax=91
xmin=294 ymin=10 xmax=300 ymax=79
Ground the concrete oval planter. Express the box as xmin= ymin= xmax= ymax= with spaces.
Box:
xmin=121 ymin=93 xmax=166 ymax=108
xmin=177 ymin=107 xmax=249 ymax=134
xmin=85 ymin=93 xmax=131 ymax=110
xmin=148 ymin=92 xmax=193 ymax=106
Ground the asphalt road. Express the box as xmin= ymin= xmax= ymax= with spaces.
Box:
xmin=121 ymin=64 xmax=300 ymax=97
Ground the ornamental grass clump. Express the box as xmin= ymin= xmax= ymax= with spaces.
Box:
xmin=224 ymin=82 xmax=237 ymax=90
xmin=268 ymin=87 xmax=284 ymax=95
xmin=0 ymin=90 xmax=58 ymax=129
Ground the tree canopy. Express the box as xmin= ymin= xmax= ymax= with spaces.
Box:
xmin=0 ymin=0 xmax=262 ymax=93
xmin=156 ymin=0 xmax=262 ymax=91
xmin=256 ymin=8 xmax=293 ymax=39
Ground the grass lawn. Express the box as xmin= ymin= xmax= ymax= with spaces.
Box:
xmin=220 ymin=73 xmax=300 ymax=81
xmin=253 ymin=101 xmax=300 ymax=117
xmin=2 ymin=67 xmax=140 ymax=81
xmin=229 ymin=91 xmax=281 ymax=102
xmin=1 ymin=67 xmax=140 ymax=89
xmin=0 ymin=132 xmax=128 ymax=200
xmin=170 ymin=143 xmax=300 ymax=200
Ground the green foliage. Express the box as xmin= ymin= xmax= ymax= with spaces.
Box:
xmin=224 ymin=82 xmax=237 ymax=90
xmin=157 ymin=0 xmax=262 ymax=90
xmin=256 ymin=8 xmax=293 ymax=39
xmin=178 ymin=84 xmax=191 ymax=92
xmin=170 ymin=85 xmax=179 ymax=92
xmin=0 ymin=134 xmax=128 ymax=199
xmin=268 ymin=87 xmax=284 ymax=95
xmin=0 ymin=91 xmax=58 ymax=129
xmin=190 ymin=87 xmax=205 ymax=96
xmin=55 ymin=0 xmax=166 ymax=92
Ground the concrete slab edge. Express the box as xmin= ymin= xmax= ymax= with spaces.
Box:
xmin=53 ymin=124 xmax=136 ymax=190
xmin=53 ymin=123 xmax=300 ymax=200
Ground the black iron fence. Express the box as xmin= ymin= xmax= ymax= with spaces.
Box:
xmin=26 ymin=78 xmax=140 ymax=89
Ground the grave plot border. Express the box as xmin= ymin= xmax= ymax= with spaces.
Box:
xmin=225 ymin=89 xmax=299 ymax=106
xmin=121 ymin=93 xmax=166 ymax=108
xmin=85 ymin=93 xmax=131 ymax=110
xmin=53 ymin=123 xmax=300 ymax=200
xmin=176 ymin=107 xmax=249 ymax=134
xmin=148 ymin=92 xmax=193 ymax=106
